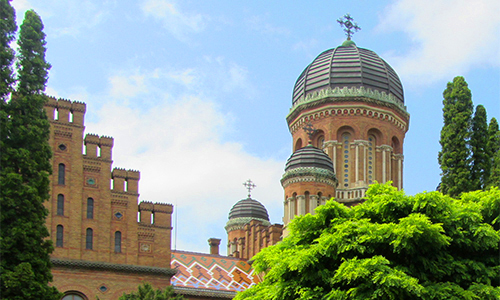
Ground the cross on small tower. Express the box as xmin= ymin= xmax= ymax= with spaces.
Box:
xmin=337 ymin=13 xmax=361 ymax=40
xmin=243 ymin=179 xmax=256 ymax=198
xmin=303 ymin=122 xmax=317 ymax=143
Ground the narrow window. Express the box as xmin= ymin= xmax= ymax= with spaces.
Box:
xmin=115 ymin=231 xmax=122 ymax=253
xmin=58 ymin=163 xmax=65 ymax=185
xmin=57 ymin=194 xmax=64 ymax=216
xmin=342 ymin=133 xmax=351 ymax=188
xmin=86 ymin=228 xmax=93 ymax=250
xmin=56 ymin=225 xmax=63 ymax=247
xmin=86 ymin=198 xmax=94 ymax=219
xmin=368 ymin=135 xmax=376 ymax=184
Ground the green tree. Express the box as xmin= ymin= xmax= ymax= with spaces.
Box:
xmin=0 ymin=0 xmax=16 ymax=100
xmin=16 ymin=9 xmax=50 ymax=95
xmin=0 ymin=7 xmax=60 ymax=300
xmin=438 ymin=76 xmax=473 ymax=197
xmin=235 ymin=183 xmax=500 ymax=300
xmin=119 ymin=283 xmax=184 ymax=300
xmin=486 ymin=118 xmax=500 ymax=188
xmin=470 ymin=105 xmax=488 ymax=190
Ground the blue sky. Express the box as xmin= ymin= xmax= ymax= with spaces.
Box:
xmin=12 ymin=0 xmax=500 ymax=254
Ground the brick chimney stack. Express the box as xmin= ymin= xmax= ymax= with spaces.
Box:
xmin=208 ymin=238 xmax=221 ymax=255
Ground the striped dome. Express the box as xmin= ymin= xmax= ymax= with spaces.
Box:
xmin=285 ymin=144 xmax=334 ymax=173
xmin=292 ymin=42 xmax=404 ymax=105
xmin=228 ymin=198 xmax=269 ymax=221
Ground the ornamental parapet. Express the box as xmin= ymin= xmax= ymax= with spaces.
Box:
xmin=224 ymin=217 xmax=270 ymax=233
xmin=291 ymin=86 xmax=407 ymax=113
xmin=281 ymin=167 xmax=338 ymax=188
xmin=51 ymin=258 xmax=177 ymax=276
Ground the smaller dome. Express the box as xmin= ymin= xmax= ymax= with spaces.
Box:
xmin=285 ymin=144 xmax=334 ymax=173
xmin=228 ymin=198 xmax=269 ymax=221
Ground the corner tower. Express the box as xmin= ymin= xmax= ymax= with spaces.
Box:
xmin=286 ymin=16 xmax=409 ymax=206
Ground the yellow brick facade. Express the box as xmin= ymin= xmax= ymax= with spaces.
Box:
xmin=44 ymin=97 xmax=175 ymax=300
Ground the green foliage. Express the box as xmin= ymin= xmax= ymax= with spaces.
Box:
xmin=486 ymin=118 xmax=500 ymax=188
xmin=16 ymin=9 xmax=50 ymax=95
xmin=438 ymin=76 xmax=474 ymax=197
xmin=0 ymin=0 xmax=16 ymax=100
xmin=0 ymin=4 xmax=60 ymax=299
xmin=119 ymin=283 xmax=184 ymax=300
xmin=235 ymin=183 xmax=500 ymax=300
xmin=470 ymin=105 xmax=488 ymax=190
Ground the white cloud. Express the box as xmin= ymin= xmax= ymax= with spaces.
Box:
xmin=141 ymin=0 xmax=206 ymax=41
xmin=378 ymin=0 xmax=500 ymax=85
xmin=13 ymin=0 xmax=112 ymax=37
xmin=85 ymin=94 xmax=284 ymax=253
xmin=246 ymin=14 xmax=290 ymax=37
xmin=109 ymin=73 xmax=147 ymax=99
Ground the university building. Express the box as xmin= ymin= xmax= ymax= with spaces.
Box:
xmin=43 ymin=32 xmax=408 ymax=299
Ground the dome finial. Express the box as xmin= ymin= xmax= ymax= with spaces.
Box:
xmin=243 ymin=179 xmax=256 ymax=198
xmin=302 ymin=122 xmax=317 ymax=145
xmin=337 ymin=13 xmax=361 ymax=41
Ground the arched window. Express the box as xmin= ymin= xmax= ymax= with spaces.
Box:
xmin=342 ymin=133 xmax=351 ymax=188
xmin=56 ymin=225 xmax=63 ymax=247
xmin=86 ymin=228 xmax=93 ymax=250
xmin=368 ymin=134 xmax=376 ymax=184
xmin=86 ymin=198 xmax=94 ymax=219
xmin=316 ymin=135 xmax=325 ymax=149
xmin=115 ymin=231 xmax=122 ymax=253
xmin=58 ymin=163 xmax=65 ymax=185
xmin=62 ymin=293 xmax=86 ymax=300
xmin=57 ymin=194 xmax=64 ymax=216
xmin=294 ymin=138 xmax=303 ymax=151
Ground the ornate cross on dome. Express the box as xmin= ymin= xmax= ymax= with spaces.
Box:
xmin=303 ymin=122 xmax=317 ymax=142
xmin=337 ymin=13 xmax=361 ymax=40
xmin=243 ymin=179 xmax=256 ymax=198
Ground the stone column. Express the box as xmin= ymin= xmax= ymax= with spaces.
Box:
xmin=297 ymin=195 xmax=306 ymax=216
xmin=309 ymin=195 xmax=318 ymax=214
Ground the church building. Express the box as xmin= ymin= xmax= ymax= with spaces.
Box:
xmin=42 ymin=17 xmax=408 ymax=299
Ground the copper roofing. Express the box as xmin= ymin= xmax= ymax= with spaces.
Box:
xmin=285 ymin=144 xmax=334 ymax=173
xmin=292 ymin=42 xmax=404 ymax=105
xmin=228 ymin=198 xmax=269 ymax=221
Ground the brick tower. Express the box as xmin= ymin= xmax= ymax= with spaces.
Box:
xmin=43 ymin=97 xmax=176 ymax=300
xmin=282 ymin=34 xmax=409 ymax=229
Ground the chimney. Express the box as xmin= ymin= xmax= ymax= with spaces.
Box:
xmin=208 ymin=238 xmax=221 ymax=255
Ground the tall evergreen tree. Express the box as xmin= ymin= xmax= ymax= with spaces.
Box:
xmin=0 ymin=7 xmax=60 ymax=300
xmin=0 ymin=0 xmax=16 ymax=100
xmin=486 ymin=118 xmax=500 ymax=188
xmin=438 ymin=76 xmax=473 ymax=197
xmin=470 ymin=105 xmax=488 ymax=190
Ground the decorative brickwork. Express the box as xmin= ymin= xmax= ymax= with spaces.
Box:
xmin=44 ymin=98 xmax=175 ymax=300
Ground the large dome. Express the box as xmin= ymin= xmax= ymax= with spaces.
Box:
xmin=292 ymin=41 xmax=404 ymax=106
xmin=228 ymin=198 xmax=269 ymax=221
xmin=285 ymin=144 xmax=334 ymax=173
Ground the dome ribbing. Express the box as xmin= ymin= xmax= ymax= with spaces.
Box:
xmin=292 ymin=43 xmax=404 ymax=105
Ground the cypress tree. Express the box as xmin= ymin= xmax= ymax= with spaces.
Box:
xmin=438 ymin=76 xmax=473 ymax=197
xmin=0 ymin=0 xmax=16 ymax=100
xmin=486 ymin=118 xmax=500 ymax=188
xmin=470 ymin=105 xmax=488 ymax=190
xmin=0 ymin=8 xmax=60 ymax=300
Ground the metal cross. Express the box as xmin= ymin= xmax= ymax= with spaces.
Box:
xmin=337 ymin=13 xmax=361 ymax=40
xmin=302 ymin=122 xmax=317 ymax=141
xmin=243 ymin=179 xmax=256 ymax=198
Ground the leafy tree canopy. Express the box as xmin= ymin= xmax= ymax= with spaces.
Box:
xmin=235 ymin=183 xmax=500 ymax=300
xmin=119 ymin=283 xmax=184 ymax=300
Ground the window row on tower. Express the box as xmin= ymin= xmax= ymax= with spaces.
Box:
xmin=56 ymin=195 xmax=94 ymax=219
xmin=55 ymin=226 xmax=122 ymax=253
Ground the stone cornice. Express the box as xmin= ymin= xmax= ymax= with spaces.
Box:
xmin=288 ymin=99 xmax=409 ymax=134
xmin=290 ymin=86 xmax=407 ymax=116
xmin=225 ymin=217 xmax=271 ymax=233
xmin=51 ymin=258 xmax=177 ymax=276
xmin=281 ymin=167 xmax=338 ymax=188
